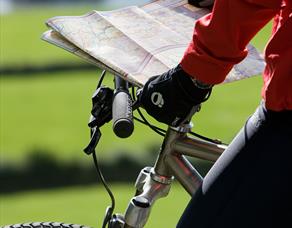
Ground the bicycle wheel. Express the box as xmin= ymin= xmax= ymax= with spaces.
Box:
xmin=1 ymin=222 xmax=91 ymax=228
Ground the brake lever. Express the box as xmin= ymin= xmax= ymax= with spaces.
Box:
xmin=83 ymin=84 xmax=114 ymax=155
xmin=83 ymin=126 xmax=102 ymax=155
xmin=84 ymin=72 xmax=141 ymax=154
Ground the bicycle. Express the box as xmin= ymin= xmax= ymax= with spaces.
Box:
xmin=2 ymin=70 xmax=227 ymax=228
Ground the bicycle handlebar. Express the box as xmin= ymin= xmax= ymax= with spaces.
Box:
xmin=112 ymin=76 xmax=134 ymax=138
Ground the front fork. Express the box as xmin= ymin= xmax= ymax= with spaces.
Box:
xmin=109 ymin=167 xmax=173 ymax=228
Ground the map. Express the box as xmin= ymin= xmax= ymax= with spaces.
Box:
xmin=42 ymin=0 xmax=265 ymax=87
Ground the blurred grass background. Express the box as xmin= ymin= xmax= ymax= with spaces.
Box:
xmin=0 ymin=0 xmax=271 ymax=227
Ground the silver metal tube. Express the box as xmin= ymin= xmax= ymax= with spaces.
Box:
xmin=173 ymin=136 xmax=227 ymax=162
xmin=165 ymin=154 xmax=203 ymax=195
xmin=154 ymin=127 xmax=185 ymax=176
xmin=124 ymin=169 xmax=172 ymax=228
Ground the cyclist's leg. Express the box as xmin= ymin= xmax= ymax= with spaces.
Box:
xmin=177 ymin=102 xmax=292 ymax=228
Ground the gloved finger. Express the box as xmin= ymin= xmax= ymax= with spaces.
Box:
xmin=188 ymin=0 xmax=214 ymax=7
xmin=199 ymin=0 xmax=214 ymax=7
xmin=136 ymin=75 xmax=159 ymax=103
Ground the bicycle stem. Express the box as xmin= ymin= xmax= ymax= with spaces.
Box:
xmin=123 ymin=167 xmax=173 ymax=228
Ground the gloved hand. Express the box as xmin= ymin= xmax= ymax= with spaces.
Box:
xmin=138 ymin=65 xmax=212 ymax=127
xmin=188 ymin=0 xmax=214 ymax=8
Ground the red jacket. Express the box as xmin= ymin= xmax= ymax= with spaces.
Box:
xmin=180 ymin=0 xmax=292 ymax=111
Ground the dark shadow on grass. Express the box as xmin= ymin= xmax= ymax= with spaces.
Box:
xmin=0 ymin=146 xmax=213 ymax=194
xmin=0 ymin=63 xmax=97 ymax=77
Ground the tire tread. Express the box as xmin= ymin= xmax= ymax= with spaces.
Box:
xmin=1 ymin=222 xmax=91 ymax=228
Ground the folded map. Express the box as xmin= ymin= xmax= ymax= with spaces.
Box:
xmin=42 ymin=0 xmax=265 ymax=87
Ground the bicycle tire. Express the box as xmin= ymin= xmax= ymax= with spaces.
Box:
xmin=1 ymin=222 xmax=92 ymax=228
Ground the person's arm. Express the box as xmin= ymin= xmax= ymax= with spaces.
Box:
xmin=181 ymin=0 xmax=283 ymax=85
xmin=138 ymin=0 xmax=283 ymax=126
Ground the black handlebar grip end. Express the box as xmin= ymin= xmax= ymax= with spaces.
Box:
xmin=113 ymin=118 xmax=134 ymax=138
xmin=112 ymin=91 xmax=134 ymax=138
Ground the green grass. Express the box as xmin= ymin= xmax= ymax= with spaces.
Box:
xmin=0 ymin=184 xmax=190 ymax=227
xmin=1 ymin=69 xmax=263 ymax=163
xmin=0 ymin=6 xmax=107 ymax=68
xmin=251 ymin=22 xmax=272 ymax=51
xmin=194 ymin=76 xmax=263 ymax=139
xmin=0 ymin=70 xmax=164 ymax=163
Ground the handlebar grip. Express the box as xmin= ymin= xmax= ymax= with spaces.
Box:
xmin=112 ymin=77 xmax=134 ymax=138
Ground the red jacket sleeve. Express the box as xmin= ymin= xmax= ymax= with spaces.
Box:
xmin=180 ymin=0 xmax=282 ymax=84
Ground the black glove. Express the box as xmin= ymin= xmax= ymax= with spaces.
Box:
xmin=188 ymin=0 xmax=214 ymax=8
xmin=138 ymin=65 xmax=212 ymax=127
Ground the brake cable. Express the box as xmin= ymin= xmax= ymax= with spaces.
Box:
xmin=92 ymin=150 xmax=115 ymax=228
xmin=131 ymin=86 xmax=224 ymax=145
xmin=85 ymin=70 xmax=115 ymax=228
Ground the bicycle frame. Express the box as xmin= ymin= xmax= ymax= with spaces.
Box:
xmin=111 ymin=123 xmax=227 ymax=228
xmin=154 ymin=124 xmax=226 ymax=194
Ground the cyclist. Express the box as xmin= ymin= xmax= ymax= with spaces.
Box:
xmin=139 ymin=0 xmax=292 ymax=227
